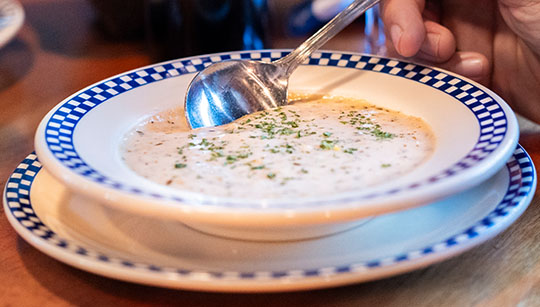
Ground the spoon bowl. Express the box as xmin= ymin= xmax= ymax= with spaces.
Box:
xmin=184 ymin=59 xmax=288 ymax=128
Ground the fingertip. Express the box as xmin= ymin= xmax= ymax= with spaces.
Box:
xmin=459 ymin=54 xmax=490 ymax=84
xmin=441 ymin=52 xmax=490 ymax=85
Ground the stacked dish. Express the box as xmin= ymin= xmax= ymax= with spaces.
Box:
xmin=3 ymin=50 xmax=536 ymax=292
xmin=0 ymin=0 xmax=24 ymax=49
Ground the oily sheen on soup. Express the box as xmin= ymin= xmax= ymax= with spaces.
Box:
xmin=121 ymin=94 xmax=435 ymax=199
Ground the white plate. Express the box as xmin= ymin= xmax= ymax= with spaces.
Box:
xmin=3 ymin=146 xmax=535 ymax=292
xmin=0 ymin=0 xmax=23 ymax=48
xmin=34 ymin=50 xmax=519 ymax=229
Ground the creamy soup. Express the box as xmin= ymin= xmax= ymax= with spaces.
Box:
xmin=121 ymin=94 xmax=435 ymax=199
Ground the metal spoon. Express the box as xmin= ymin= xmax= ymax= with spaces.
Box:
xmin=184 ymin=0 xmax=380 ymax=129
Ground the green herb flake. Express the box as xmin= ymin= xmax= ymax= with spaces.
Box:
xmin=177 ymin=145 xmax=187 ymax=154
xmin=320 ymin=139 xmax=337 ymax=150
xmin=174 ymin=163 xmax=187 ymax=169
xmin=226 ymin=155 xmax=238 ymax=163
xmin=210 ymin=151 xmax=224 ymax=160
xmin=280 ymin=177 xmax=294 ymax=186
xmin=237 ymin=152 xmax=251 ymax=159
xmin=267 ymin=172 xmax=276 ymax=179
xmin=277 ymin=127 xmax=295 ymax=136
xmin=200 ymin=138 xmax=210 ymax=146
xmin=283 ymin=143 xmax=294 ymax=154
xmin=372 ymin=128 xmax=395 ymax=140
xmin=284 ymin=121 xmax=299 ymax=128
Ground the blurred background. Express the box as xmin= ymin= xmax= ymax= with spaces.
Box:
xmin=88 ymin=0 xmax=384 ymax=61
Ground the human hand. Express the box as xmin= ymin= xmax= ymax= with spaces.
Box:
xmin=379 ymin=0 xmax=540 ymax=123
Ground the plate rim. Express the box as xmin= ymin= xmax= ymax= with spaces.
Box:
xmin=3 ymin=145 xmax=536 ymax=292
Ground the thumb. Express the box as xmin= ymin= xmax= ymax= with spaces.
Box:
xmin=380 ymin=0 xmax=426 ymax=57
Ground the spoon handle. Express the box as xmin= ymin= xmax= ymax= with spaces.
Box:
xmin=275 ymin=0 xmax=380 ymax=76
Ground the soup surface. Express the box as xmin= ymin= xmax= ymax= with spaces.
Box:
xmin=122 ymin=94 xmax=435 ymax=199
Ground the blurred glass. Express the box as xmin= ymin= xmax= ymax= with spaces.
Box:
xmin=363 ymin=4 xmax=386 ymax=55
xmin=285 ymin=0 xmax=385 ymax=55
xmin=145 ymin=0 xmax=270 ymax=61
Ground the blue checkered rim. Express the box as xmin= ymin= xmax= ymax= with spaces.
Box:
xmin=43 ymin=51 xmax=509 ymax=206
xmin=4 ymin=145 xmax=534 ymax=282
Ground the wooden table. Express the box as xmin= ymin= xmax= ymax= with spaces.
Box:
xmin=1 ymin=1 xmax=540 ymax=305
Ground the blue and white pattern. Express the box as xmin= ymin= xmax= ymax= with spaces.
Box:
xmin=41 ymin=51 xmax=510 ymax=206
xmin=3 ymin=145 xmax=535 ymax=287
